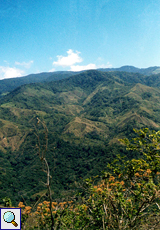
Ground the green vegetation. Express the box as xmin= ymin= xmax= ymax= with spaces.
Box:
xmin=0 ymin=69 xmax=160 ymax=208
xmin=0 ymin=71 xmax=78 ymax=97
xmin=1 ymin=66 xmax=160 ymax=97
xmin=3 ymin=128 xmax=160 ymax=229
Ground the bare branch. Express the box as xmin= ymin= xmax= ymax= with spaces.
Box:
xmin=35 ymin=117 xmax=55 ymax=230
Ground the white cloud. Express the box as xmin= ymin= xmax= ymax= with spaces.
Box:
xmin=0 ymin=66 xmax=24 ymax=80
xmin=70 ymin=62 xmax=112 ymax=72
xmin=52 ymin=49 xmax=112 ymax=72
xmin=53 ymin=49 xmax=83 ymax=67
xmin=15 ymin=60 xmax=34 ymax=69
xmin=70 ymin=63 xmax=97 ymax=71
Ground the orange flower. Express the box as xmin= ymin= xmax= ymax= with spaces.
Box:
xmin=97 ymin=188 xmax=103 ymax=193
xmin=109 ymin=176 xmax=115 ymax=182
xmin=25 ymin=206 xmax=32 ymax=210
xmin=26 ymin=210 xmax=31 ymax=214
xmin=52 ymin=202 xmax=58 ymax=205
xmin=110 ymin=183 xmax=116 ymax=186
xmin=43 ymin=201 xmax=50 ymax=207
xmin=23 ymin=206 xmax=32 ymax=215
xmin=135 ymin=172 xmax=140 ymax=177
xmin=45 ymin=208 xmax=50 ymax=213
xmin=146 ymin=169 xmax=151 ymax=174
xmin=18 ymin=202 xmax=25 ymax=208
xmin=37 ymin=207 xmax=41 ymax=212
xmin=120 ymin=181 xmax=125 ymax=185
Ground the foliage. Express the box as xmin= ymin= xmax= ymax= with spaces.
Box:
xmin=2 ymin=197 xmax=12 ymax=207
xmin=119 ymin=128 xmax=160 ymax=177
xmin=1 ymin=70 xmax=160 ymax=206
xmin=0 ymin=71 xmax=76 ymax=97
xmin=4 ymin=128 xmax=160 ymax=229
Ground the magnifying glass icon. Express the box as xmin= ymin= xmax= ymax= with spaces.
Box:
xmin=3 ymin=211 xmax=18 ymax=227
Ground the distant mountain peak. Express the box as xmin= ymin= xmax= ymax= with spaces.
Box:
xmin=98 ymin=65 xmax=160 ymax=76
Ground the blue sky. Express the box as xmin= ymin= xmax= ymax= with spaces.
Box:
xmin=1 ymin=0 xmax=160 ymax=79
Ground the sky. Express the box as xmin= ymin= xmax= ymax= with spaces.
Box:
xmin=1 ymin=0 xmax=160 ymax=79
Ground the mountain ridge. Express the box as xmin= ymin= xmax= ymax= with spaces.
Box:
xmin=1 ymin=65 xmax=160 ymax=97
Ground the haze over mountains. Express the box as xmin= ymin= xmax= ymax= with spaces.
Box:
xmin=1 ymin=66 xmax=160 ymax=205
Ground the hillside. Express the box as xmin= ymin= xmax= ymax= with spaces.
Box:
xmin=0 ymin=69 xmax=160 ymax=205
xmin=0 ymin=71 xmax=79 ymax=97
xmin=1 ymin=65 xmax=160 ymax=97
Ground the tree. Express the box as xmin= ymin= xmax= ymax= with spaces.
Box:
xmin=18 ymin=128 xmax=160 ymax=229
xmin=60 ymin=128 xmax=160 ymax=229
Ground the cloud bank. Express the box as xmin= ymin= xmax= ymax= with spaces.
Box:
xmin=0 ymin=66 xmax=24 ymax=80
xmin=0 ymin=60 xmax=34 ymax=80
xmin=70 ymin=63 xmax=96 ymax=71
xmin=53 ymin=49 xmax=112 ymax=71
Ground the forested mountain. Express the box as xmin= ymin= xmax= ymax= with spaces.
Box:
xmin=0 ymin=69 xmax=160 ymax=205
xmin=99 ymin=65 xmax=160 ymax=75
xmin=1 ymin=65 xmax=160 ymax=97
xmin=0 ymin=71 xmax=80 ymax=97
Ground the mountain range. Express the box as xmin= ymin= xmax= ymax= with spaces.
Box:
xmin=1 ymin=65 xmax=160 ymax=97
xmin=1 ymin=66 xmax=160 ymax=205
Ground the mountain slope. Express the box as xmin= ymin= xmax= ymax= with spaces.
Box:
xmin=1 ymin=69 xmax=160 ymax=152
xmin=1 ymin=65 xmax=160 ymax=98
xmin=0 ymin=71 xmax=80 ymax=97
xmin=1 ymin=69 xmax=160 ymax=205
